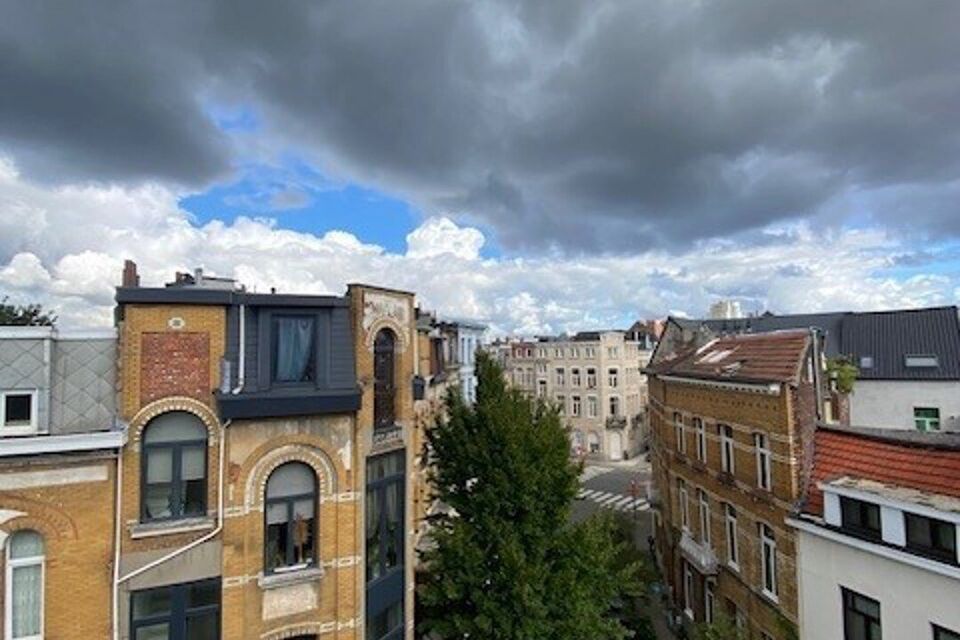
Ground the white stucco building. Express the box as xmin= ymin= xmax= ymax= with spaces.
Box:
xmin=443 ymin=319 xmax=486 ymax=405
xmin=789 ymin=425 xmax=960 ymax=640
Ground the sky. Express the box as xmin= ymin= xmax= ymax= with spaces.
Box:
xmin=1 ymin=1 xmax=959 ymax=335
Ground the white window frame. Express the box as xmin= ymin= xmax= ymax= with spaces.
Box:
xmin=694 ymin=417 xmax=706 ymax=462
xmin=571 ymin=395 xmax=582 ymax=417
xmin=555 ymin=367 xmax=565 ymax=386
xmin=683 ymin=562 xmax=694 ymax=619
xmin=674 ymin=412 xmax=686 ymax=454
xmin=5 ymin=532 xmax=45 ymax=640
xmin=571 ymin=368 xmax=581 ymax=387
xmin=725 ymin=503 xmax=739 ymax=570
xmin=760 ymin=523 xmax=778 ymax=601
xmin=698 ymin=489 xmax=711 ymax=546
xmin=755 ymin=432 xmax=772 ymax=491
xmin=587 ymin=395 xmax=598 ymax=418
xmin=555 ymin=395 xmax=566 ymax=415
xmin=720 ymin=425 xmax=735 ymax=474
xmin=607 ymin=367 xmax=619 ymax=388
xmin=0 ymin=390 xmax=39 ymax=437
xmin=586 ymin=368 xmax=597 ymax=389
xmin=704 ymin=580 xmax=715 ymax=625
xmin=679 ymin=480 xmax=690 ymax=532
xmin=537 ymin=379 xmax=547 ymax=398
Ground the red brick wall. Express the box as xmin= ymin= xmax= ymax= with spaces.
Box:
xmin=140 ymin=332 xmax=211 ymax=406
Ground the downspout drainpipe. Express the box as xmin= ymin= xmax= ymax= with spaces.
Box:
xmin=810 ymin=327 xmax=824 ymax=421
xmin=232 ymin=303 xmax=246 ymax=395
xmin=111 ymin=442 xmax=123 ymax=640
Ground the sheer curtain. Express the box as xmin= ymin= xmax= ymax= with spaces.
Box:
xmin=9 ymin=530 xmax=43 ymax=638
xmin=275 ymin=317 xmax=315 ymax=382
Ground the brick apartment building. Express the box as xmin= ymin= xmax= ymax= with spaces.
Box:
xmin=112 ymin=266 xmax=418 ymax=640
xmin=0 ymin=326 xmax=123 ymax=639
xmin=646 ymin=328 xmax=827 ymax=639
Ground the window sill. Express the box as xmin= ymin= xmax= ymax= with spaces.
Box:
xmin=130 ymin=517 xmax=215 ymax=539
xmin=760 ymin=589 xmax=779 ymax=605
xmin=258 ymin=566 xmax=324 ymax=590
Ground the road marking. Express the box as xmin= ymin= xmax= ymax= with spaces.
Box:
xmin=576 ymin=490 xmax=651 ymax=513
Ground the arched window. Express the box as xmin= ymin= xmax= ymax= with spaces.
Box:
xmin=141 ymin=412 xmax=208 ymax=522
xmin=5 ymin=530 xmax=44 ymax=640
xmin=265 ymin=462 xmax=317 ymax=573
xmin=374 ymin=329 xmax=396 ymax=429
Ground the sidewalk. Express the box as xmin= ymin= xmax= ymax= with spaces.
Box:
xmin=629 ymin=514 xmax=680 ymax=640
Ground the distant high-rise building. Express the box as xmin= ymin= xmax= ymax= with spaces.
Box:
xmin=709 ymin=299 xmax=742 ymax=319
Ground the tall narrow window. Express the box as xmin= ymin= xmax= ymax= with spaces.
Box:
xmin=272 ymin=315 xmax=316 ymax=383
xmin=366 ymin=451 xmax=406 ymax=640
xmin=609 ymin=396 xmax=620 ymax=417
xmin=760 ymin=523 xmax=777 ymax=600
xmin=571 ymin=395 xmax=582 ymax=417
xmin=720 ymin=425 xmax=735 ymax=474
xmin=678 ymin=479 xmax=690 ymax=532
xmin=571 ymin=368 xmax=581 ymax=387
xmin=608 ymin=368 xmax=619 ymax=387
xmin=555 ymin=367 xmax=565 ymax=386
xmin=694 ymin=418 xmax=706 ymax=462
xmin=698 ymin=489 xmax=711 ymax=546
xmin=586 ymin=368 xmax=597 ymax=389
xmin=265 ymin=462 xmax=317 ymax=573
xmin=587 ymin=395 xmax=598 ymax=418
xmin=725 ymin=503 xmax=739 ymax=569
xmin=683 ymin=562 xmax=694 ymax=618
xmin=141 ymin=412 xmax=207 ymax=522
xmin=755 ymin=433 xmax=772 ymax=491
xmin=704 ymin=580 xmax=715 ymax=625
xmin=588 ymin=432 xmax=601 ymax=453
xmin=5 ymin=530 xmax=43 ymax=640
xmin=374 ymin=329 xmax=397 ymax=429
xmin=556 ymin=395 xmax=566 ymax=415
xmin=674 ymin=412 xmax=686 ymax=454
xmin=842 ymin=588 xmax=881 ymax=640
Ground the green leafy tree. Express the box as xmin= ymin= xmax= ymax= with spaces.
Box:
xmin=418 ymin=352 xmax=643 ymax=639
xmin=0 ymin=296 xmax=57 ymax=326
xmin=695 ymin=612 xmax=746 ymax=640
xmin=826 ymin=356 xmax=858 ymax=394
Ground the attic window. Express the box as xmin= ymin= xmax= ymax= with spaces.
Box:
xmin=859 ymin=356 xmax=874 ymax=369
xmin=904 ymin=354 xmax=939 ymax=369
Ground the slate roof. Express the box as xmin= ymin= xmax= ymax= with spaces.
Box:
xmin=645 ymin=329 xmax=810 ymax=385
xmin=696 ymin=306 xmax=960 ymax=381
xmin=804 ymin=425 xmax=960 ymax=516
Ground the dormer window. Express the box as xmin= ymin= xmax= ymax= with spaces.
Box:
xmin=0 ymin=390 xmax=38 ymax=436
xmin=905 ymin=354 xmax=939 ymax=368
xmin=272 ymin=316 xmax=316 ymax=383
xmin=839 ymin=496 xmax=881 ymax=541
xmin=905 ymin=512 xmax=957 ymax=564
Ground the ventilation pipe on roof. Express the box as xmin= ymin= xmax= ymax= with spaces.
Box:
xmin=810 ymin=327 xmax=824 ymax=421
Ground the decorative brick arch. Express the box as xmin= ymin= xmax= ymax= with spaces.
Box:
xmin=260 ymin=621 xmax=331 ymax=639
xmin=129 ymin=396 xmax=221 ymax=449
xmin=244 ymin=443 xmax=339 ymax=510
xmin=0 ymin=498 xmax=77 ymax=546
xmin=363 ymin=318 xmax=409 ymax=353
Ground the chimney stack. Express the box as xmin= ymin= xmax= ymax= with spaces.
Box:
xmin=122 ymin=260 xmax=140 ymax=288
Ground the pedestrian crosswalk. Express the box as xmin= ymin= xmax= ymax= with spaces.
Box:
xmin=576 ymin=488 xmax=649 ymax=513
xmin=580 ymin=465 xmax=614 ymax=482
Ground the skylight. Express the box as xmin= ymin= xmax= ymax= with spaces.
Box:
xmin=904 ymin=354 xmax=939 ymax=368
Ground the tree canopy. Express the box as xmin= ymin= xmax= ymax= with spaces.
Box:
xmin=0 ymin=296 xmax=57 ymax=326
xmin=417 ymin=351 xmax=643 ymax=639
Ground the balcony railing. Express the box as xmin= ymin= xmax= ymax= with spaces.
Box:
xmin=606 ymin=415 xmax=627 ymax=429
xmin=679 ymin=531 xmax=718 ymax=575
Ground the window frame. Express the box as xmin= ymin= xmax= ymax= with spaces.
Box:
xmin=841 ymin=587 xmax=881 ymax=640
xmin=270 ymin=314 xmax=318 ymax=386
xmin=725 ymin=503 xmax=739 ymax=570
xmin=0 ymin=389 xmax=39 ymax=436
xmin=5 ymin=531 xmax=45 ymax=640
xmin=914 ymin=407 xmax=941 ymax=432
xmin=694 ymin=418 xmax=706 ymax=462
xmin=704 ymin=579 xmax=715 ymax=625
xmin=720 ymin=425 xmax=735 ymax=474
xmin=905 ymin=511 xmax=957 ymax=565
xmin=556 ymin=394 xmax=566 ymax=416
xmin=140 ymin=415 xmax=208 ymax=524
xmin=759 ymin=523 xmax=778 ymax=601
xmin=683 ymin=561 xmax=694 ymax=619
xmin=674 ymin=412 xmax=686 ymax=454
xmin=263 ymin=462 xmax=319 ymax=575
xmin=755 ymin=432 xmax=772 ymax=491
xmin=586 ymin=368 xmax=597 ymax=389
xmin=571 ymin=367 xmax=581 ymax=387
xmin=555 ymin=367 xmax=565 ymax=387
xmin=607 ymin=367 xmax=619 ymax=388
xmin=571 ymin=395 xmax=582 ymax=417
xmin=130 ymin=578 xmax=221 ymax=640
xmin=933 ymin=624 xmax=960 ymax=640
xmin=679 ymin=479 xmax=690 ymax=532
xmin=839 ymin=496 xmax=882 ymax=541
xmin=698 ymin=489 xmax=711 ymax=546
xmin=587 ymin=395 xmax=598 ymax=418
xmin=608 ymin=395 xmax=620 ymax=417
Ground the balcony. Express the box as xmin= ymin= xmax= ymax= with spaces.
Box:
xmin=679 ymin=531 xmax=718 ymax=575
xmin=606 ymin=415 xmax=627 ymax=429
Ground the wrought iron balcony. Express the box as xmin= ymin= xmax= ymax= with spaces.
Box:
xmin=679 ymin=531 xmax=718 ymax=575
xmin=606 ymin=415 xmax=627 ymax=429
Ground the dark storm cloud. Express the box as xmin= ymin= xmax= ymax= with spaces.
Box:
xmin=1 ymin=0 xmax=959 ymax=250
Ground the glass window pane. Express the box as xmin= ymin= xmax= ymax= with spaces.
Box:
xmin=144 ymin=483 xmax=173 ymax=520
xmin=265 ymin=520 xmax=288 ymax=571
xmin=133 ymin=588 xmax=172 ymax=620
xmin=182 ymin=478 xmax=206 ymax=517
xmin=146 ymin=449 xmax=173 ymax=484
xmin=11 ymin=564 xmax=42 ymax=637
xmin=4 ymin=393 xmax=32 ymax=425
xmin=134 ymin=622 xmax=170 ymax=640
xmin=181 ymin=447 xmax=206 ymax=481
xmin=274 ymin=316 xmax=315 ymax=382
xmin=188 ymin=581 xmax=219 ymax=609
xmin=9 ymin=531 xmax=43 ymax=558
xmin=266 ymin=463 xmax=314 ymax=499
xmin=187 ymin=612 xmax=218 ymax=640
xmin=143 ymin=412 xmax=205 ymax=444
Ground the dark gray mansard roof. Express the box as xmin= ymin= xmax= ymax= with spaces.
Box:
xmin=691 ymin=306 xmax=960 ymax=381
